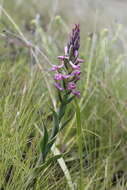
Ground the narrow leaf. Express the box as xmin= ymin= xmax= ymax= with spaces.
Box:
xmin=50 ymin=109 xmax=59 ymax=139
xmin=58 ymin=103 xmax=66 ymax=120
xmin=40 ymin=125 xmax=48 ymax=155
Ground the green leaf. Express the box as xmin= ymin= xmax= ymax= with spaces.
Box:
xmin=42 ymin=109 xmax=60 ymax=161
xmin=58 ymin=103 xmax=66 ymax=120
xmin=40 ymin=125 xmax=49 ymax=156
xmin=44 ymin=137 xmax=56 ymax=156
xmin=58 ymin=90 xmax=63 ymax=103
xmin=50 ymin=109 xmax=59 ymax=139
xmin=58 ymin=94 xmax=74 ymax=120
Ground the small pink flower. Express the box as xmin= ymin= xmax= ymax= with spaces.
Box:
xmin=67 ymin=82 xmax=76 ymax=90
xmin=72 ymin=90 xmax=80 ymax=97
xmin=71 ymin=70 xmax=81 ymax=76
xmin=57 ymin=56 xmax=69 ymax=61
xmin=62 ymin=74 xmax=71 ymax=79
xmin=51 ymin=63 xmax=64 ymax=71
xmin=54 ymin=83 xmax=64 ymax=91
xmin=69 ymin=61 xmax=80 ymax=70
xmin=54 ymin=73 xmax=63 ymax=80
xmin=76 ymin=58 xmax=84 ymax=64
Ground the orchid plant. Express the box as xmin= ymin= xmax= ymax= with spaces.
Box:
xmin=40 ymin=24 xmax=84 ymax=162
xmin=26 ymin=24 xmax=83 ymax=189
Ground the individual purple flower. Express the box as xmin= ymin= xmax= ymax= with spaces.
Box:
xmin=51 ymin=63 xmax=64 ymax=71
xmin=54 ymin=82 xmax=64 ymax=91
xmin=62 ymin=74 xmax=71 ymax=79
xmin=54 ymin=73 xmax=63 ymax=80
xmin=54 ymin=73 xmax=71 ymax=80
xmin=67 ymin=82 xmax=76 ymax=90
xmin=72 ymin=90 xmax=80 ymax=97
xmin=57 ymin=56 xmax=68 ymax=61
xmin=76 ymin=58 xmax=84 ymax=64
xmin=69 ymin=61 xmax=80 ymax=70
xmin=71 ymin=70 xmax=81 ymax=76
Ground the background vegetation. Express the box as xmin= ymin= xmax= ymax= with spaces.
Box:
xmin=0 ymin=0 xmax=127 ymax=189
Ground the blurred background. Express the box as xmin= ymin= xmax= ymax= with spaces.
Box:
xmin=1 ymin=1 xmax=127 ymax=189
xmin=1 ymin=0 xmax=127 ymax=53
xmin=2 ymin=0 xmax=127 ymax=31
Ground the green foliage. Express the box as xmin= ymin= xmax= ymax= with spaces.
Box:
xmin=0 ymin=1 xmax=127 ymax=190
xmin=40 ymin=125 xmax=49 ymax=162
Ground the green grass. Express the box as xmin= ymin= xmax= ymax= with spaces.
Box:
xmin=0 ymin=1 xmax=127 ymax=190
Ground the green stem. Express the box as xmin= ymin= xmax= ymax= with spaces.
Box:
xmin=75 ymin=99 xmax=83 ymax=190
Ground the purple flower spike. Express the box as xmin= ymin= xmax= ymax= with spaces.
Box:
xmin=72 ymin=90 xmax=80 ymax=98
xmin=67 ymin=24 xmax=80 ymax=56
xmin=54 ymin=73 xmax=63 ymax=80
xmin=52 ymin=24 xmax=82 ymax=98
xmin=67 ymin=82 xmax=76 ymax=90
xmin=54 ymin=82 xmax=64 ymax=91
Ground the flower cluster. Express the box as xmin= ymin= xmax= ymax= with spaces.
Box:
xmin=51 ymin=24 xmax=83 ymax=98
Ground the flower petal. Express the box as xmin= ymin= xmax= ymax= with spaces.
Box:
xmin=72 ymin=90 xmax=80 ymax=97
xmin=54 ymin=73 xmax=63 ymax=80
xmin=76 ymin=58 xmax=84 ymax=64
xmin=57 ymin=56 xmax=69 ymax=61
xmin=54 ymin=83 xmax=64 ymax=91
xmin=51 ymin=64 xmax=64 ymax=71
xmin=69 ymin=61 xmax=80 ymax=69
xmin=62 ymin=74 xmax=71 ymax=79
xmin=71 ymin=70 xmax=81 ymax=76
xmin=67 ymin=82 xmax=76 ymax=90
